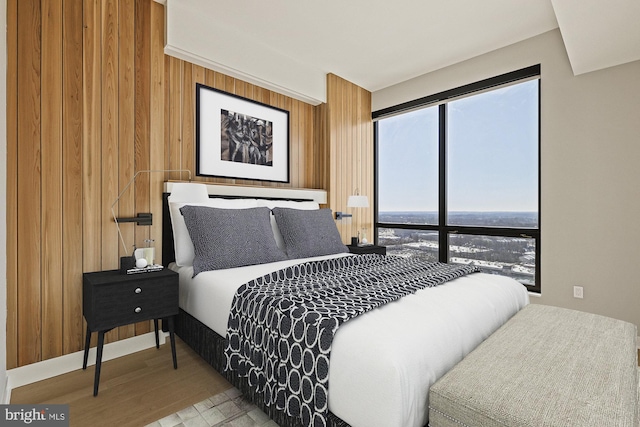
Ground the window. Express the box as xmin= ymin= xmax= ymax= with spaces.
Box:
xmin=374 ymin=65 xmax=541 ymax=292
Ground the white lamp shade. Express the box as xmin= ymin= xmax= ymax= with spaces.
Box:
xmin=347 ymin=195 xmax=369 ymax=208
xmin=168 ymin=182 xmax=209 ymax=203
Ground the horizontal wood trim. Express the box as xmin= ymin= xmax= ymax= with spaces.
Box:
xmin=164 ymin=182 xmax=327 ymax=204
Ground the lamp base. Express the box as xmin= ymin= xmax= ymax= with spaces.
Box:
xmin=119 ymin=255 xmax=136 ymax=275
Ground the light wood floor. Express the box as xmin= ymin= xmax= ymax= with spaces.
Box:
xmin=10 ymin=337 xmax=233 ymax=427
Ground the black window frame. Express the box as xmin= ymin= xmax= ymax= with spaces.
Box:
xmin=373 ymin=65 xmax=541 ymax=293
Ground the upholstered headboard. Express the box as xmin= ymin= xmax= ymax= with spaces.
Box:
xmin=161 ymin=182 xmax=327 ymax=266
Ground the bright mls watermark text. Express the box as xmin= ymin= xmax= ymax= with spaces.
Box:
xmin=1 ymin=405 xmax=69 ymax=426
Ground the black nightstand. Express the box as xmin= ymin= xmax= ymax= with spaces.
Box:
xmin=347 ymin=244 xmax=387 ymax=255
xmin=82 ymin=268 xmax=179 ymax=396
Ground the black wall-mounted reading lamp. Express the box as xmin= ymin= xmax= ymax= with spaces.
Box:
xmin=335 ymin=211 xmax=352 ymax=220
xmin=115 ymin=212 xmax=153 ymax=226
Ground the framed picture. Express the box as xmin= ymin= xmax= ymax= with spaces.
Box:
xmin=196 ymin=83 xmax=290 ymax=183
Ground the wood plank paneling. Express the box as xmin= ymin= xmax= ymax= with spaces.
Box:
xmin=62 ymin=0 xmax=85 ymax=355
xmin=82 ymin=0 xmax=103 ymax=352
xmin=184 ymin=64 xmax=203 ymax=178
xmin=6 ymin=0 xmax=19 ymax=369
xmin=16 ymin=0 xmax=43 ymax=367
xmin=41 ymin=0 xmax=64 ymax=360
xmin=83 ymin=0 xmax=103 ymax=275
xmin=150 ymin=0 xmax=165 ymax=268
xmin=101 ymin=0 xmax=119 ymax=271
xmin=313 ymin=102 xmax=328 ymax=193
xmin=83 ymin=0 xmax=103 ymax=349
xmin=167 ymin=56 xmax=181 ymax=180
xmin=6 ymin=1 xmax=372 ymax=368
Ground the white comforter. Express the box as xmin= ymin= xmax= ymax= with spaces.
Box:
xmin=172 ymin=254 xmax=529 ymax=427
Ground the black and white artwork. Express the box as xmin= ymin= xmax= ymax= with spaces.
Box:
xmin=221 ymin=110 xmax=273 ymax=166
xmin=196 ymin=83 xmax=289 ymax=183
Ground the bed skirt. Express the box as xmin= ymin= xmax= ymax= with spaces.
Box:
xmin=175 ymin=308 xmax=351 ymax=427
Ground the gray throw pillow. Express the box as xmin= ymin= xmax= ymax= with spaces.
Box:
xmin=180 ymin=205 xmax=287 ymax=276
xmin=272 ymin=207 xmax=348 ymax=259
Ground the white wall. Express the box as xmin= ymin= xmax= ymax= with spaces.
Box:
xmin=1 ymin=0 xmax=9 ymax=402
xmin=373 ymin=29 xmax=640 ymax=331
xmin=164 ymin=0 xmax=326 ymax=105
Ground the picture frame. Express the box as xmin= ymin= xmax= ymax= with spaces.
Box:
xmin=196 ymin=83 xmax=290 ymax=183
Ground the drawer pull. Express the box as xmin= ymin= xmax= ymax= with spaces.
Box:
xmin=134 ymin=307 xmax=142 ymax=313
xmin=135 ymin=287 xmax=142 ymax=294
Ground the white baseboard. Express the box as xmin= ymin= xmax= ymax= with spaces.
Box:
xmin=1 ymin=375 xmax=9 ymax=406
xmin=3 ymin=331 xmax=168 ymax=404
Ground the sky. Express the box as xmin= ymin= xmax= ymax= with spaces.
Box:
xmin=378 ymin=79 xmax=539 ymax=213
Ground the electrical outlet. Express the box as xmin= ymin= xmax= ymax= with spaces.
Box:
xmin=573 ymin=286 xmax=583 ymax=299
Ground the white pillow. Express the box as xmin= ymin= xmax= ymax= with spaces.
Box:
xmin=169 ymin=198 xmax=258 ymax=266
xmin=255 ymin=199 xmax=319 ymax=252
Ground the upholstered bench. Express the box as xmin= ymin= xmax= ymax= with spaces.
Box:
xmin=429 ymin=304 xmax=639 ymax=426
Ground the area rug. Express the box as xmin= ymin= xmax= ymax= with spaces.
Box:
xmin=146 ymin=387 xmax=278 ymax=427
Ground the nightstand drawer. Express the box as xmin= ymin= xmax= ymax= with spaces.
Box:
xmin=83 ymin=269 xmax=178 ymax=331
xmin=90 ymin=282 xmax=177 ymax=330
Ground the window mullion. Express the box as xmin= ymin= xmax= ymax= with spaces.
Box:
xmin=373 ymin=122 xmax=379 ymax=245
xmin=438 ymin=104 xmax=448 ymax=262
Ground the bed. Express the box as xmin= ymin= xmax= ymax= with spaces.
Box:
xmin=161 ymin=182 xmax=530 ymax=427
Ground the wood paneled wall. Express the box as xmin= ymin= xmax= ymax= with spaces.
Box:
xmin=6 ymin=0 xmax=168 ymax=368
xmin=323 ymin=74 xmax=374 ymax=244
xmin=6 ymin=0 xmax=372 ymax=368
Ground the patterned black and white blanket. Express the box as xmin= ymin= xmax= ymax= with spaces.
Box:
xmin=224 ymin=254 xmax=480 ymax=427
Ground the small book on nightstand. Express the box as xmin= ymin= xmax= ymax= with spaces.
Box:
xmin=126 ymin=264 xmax=164 ymax=274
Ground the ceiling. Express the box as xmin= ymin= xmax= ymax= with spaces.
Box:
xmin=163 ymin=0 xmax=640 ymax=104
